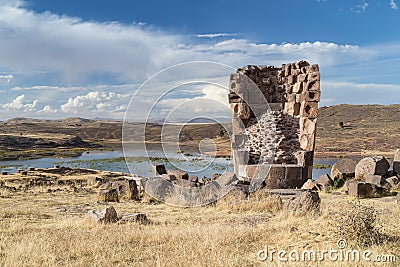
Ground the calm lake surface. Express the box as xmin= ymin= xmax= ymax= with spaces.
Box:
xmin=0 ymin=150 xmax=336 ymax=179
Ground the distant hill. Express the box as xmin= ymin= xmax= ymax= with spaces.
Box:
xmin=1 ymin=104 xmax=400 ymax=155
xmin=316 ymin=104 xmax=400 ymax=154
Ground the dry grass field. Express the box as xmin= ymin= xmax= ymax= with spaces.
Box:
xmin=0 ymin=185 xmax=399 ymax=266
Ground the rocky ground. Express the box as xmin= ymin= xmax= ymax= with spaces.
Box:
xmin=0 ymin=166 xmax=399 ymax=266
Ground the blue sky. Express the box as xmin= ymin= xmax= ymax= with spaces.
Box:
xmin=0 ymin=0 xmax=399 ymax=120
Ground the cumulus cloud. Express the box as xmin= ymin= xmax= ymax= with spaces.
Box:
xmin=390 ymin=0 xmax=398 ymax=10
xmin=2 ymin=94 xmax=38 ymax=111
xmin=60 ymin=91 xmax=129 ymax=114
xmin=0 ymin=1 xmax=180 ymax=82
xmin=0 ymin=74 xmax=14 ymax=83
xmin=0 ymin=0 xmax=395 ymax=120
xmin=39 ymin=105 xmax=57 ymax=113
xmin=0 ymin=0 xmax=371 ymax=85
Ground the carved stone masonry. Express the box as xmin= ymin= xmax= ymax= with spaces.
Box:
xmin=229 ymin=61 xmax=320 ymax=189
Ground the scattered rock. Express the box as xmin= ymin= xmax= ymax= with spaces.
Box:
xmin=386 ymin=176 xmax=400 ymax=189
xmin=314 ymin=173 xmax=333 ymax=190
xmin=161 ymin=174 xmax=177 ymax=181
xmin=112 ymin=180 xmax=139 ymax=200
xmin=120 ymin=213 xmax=148 ymax=223
xmin=88 ymin=206 xmax=119 ymax=224
xmin=98 ymin=188 xmax=119 ymax=202
xmin=211 ymin=173 xmax=221 ymax=181
xmin=189 ymin=175 xmax=198 ymax=183
xmin=167 ymin=169 xmax=189 ymax=180
xmin=393 ymin=149 xmax=400 ymax=174
xmin=364 ymin=174 xmax=383 ymax=186
xmin=301 ymin=179 xmax=318 ymax=190
xmin=355 ymin=156 xmax=390 ymax=179
xmin=284 ymin=190 xmax=320 ymax=215
xmin=330 ymin=159 xmax=357 ymax=181
xmin=348 ymin=181 xmax=375 ymax=198
xmin=152 ymin=164 xmax=167 ymax=176
xmin=214 ymin=172 xmax=238 ymax=187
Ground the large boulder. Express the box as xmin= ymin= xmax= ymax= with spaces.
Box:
xmin=284 ymin=190 xmax=320 ymax=216
xmin=355 ymin=156 xmax=390 ymax=179
xmin=393 ymin=149 xmax=400 ymax=174
xmin=88 ymin=206 xmax=119 ymax=223
xmin=330 ymin=159 xmax=357 ymax=181
xmin=397 ymin=192 xmax=400 ymax=207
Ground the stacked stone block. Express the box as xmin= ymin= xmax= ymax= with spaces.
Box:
xmin=229 ymin=61 xmax=320 ymax=189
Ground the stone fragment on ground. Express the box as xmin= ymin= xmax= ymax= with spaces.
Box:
xmin=88 ymin=206 xmax=119 ymax=223
xmin=314 ymin=173 xmax=333 ymax=191
xmin=98 ymin=188 xmax=119 ymax=202
xmin=284 ymin=190 xmax=320 ymax=216
xmin=112 ymin=179 xmax=139 ymax=200
xmin=152 ymin=164 xmax=167 ymax=176
xmin=120 ymin=213 xmax=148 ymax=223
xmin=167 ymin=169 xmax=189 ymax=180
xmin=214 ymin=172 xmax=238 ymax=187
xmin=393 ymin=149 xmax=400 ymax=174
xmin=386 ymin=176 xmax=400 ymax=189
xmin=364 ymin=174 xmax=383 ymax=186
xmin=301 ymin=179 xmax=319 ymax=190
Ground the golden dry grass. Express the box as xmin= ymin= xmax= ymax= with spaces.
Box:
xmin=0 ymin=189 xmax=399 ymax=267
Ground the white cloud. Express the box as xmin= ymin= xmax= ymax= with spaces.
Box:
xmin=0 ymin=1 xmax=181 ymax=82
xmin=390 ymin=0 xmax=398 ymax=10
xmin=0 ymin=0 xmax=371 ymax=85
xmin=195 ymin=33 xmax=242 ymax=38
xmin=39 ymin=105 xmax=57 ymax=113
xmin=352 ymin=1 xmax=369 ymax=13
xmin=0 ymin=74 xmax=14 ymax=83
xmin=321 ymin=80 xmax=400 ymax=105
xmin=60 ymin=91 xmax=129 ymax=114
xmin=0 ymin=0 xmax=398 ymax=121
xmin=2 ymin=94 xmax=38 ymax=111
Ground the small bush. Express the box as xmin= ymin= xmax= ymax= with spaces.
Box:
xmin=333 ymin=178 xmax=345 ymax=189
xmin=331 ymin=201 xmax=389 ymax=247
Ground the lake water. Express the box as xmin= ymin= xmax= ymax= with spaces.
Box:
xmin=0 ymin=150 xmax=336 ymax=179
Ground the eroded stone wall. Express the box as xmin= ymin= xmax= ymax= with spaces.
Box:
xmin=229 ymin=61 xmax=320 ymax=189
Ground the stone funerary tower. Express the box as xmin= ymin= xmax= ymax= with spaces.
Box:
xmin=229 ymin=60 xmax=320 ymax=189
